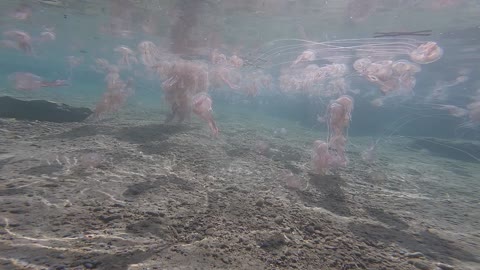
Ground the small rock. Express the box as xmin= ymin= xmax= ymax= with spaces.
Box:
xmin=406 ymin=252 xmax=424 ymax=258
xmin=274 ymin=216 xmax=283 ymax=224
xmin=305 ymin=225 xmax=315 ymax=233
xmin=436 ymin=263 xmax=454 ymax=270
xmin=83 ymin=262 xmax=95 ymax=269
xmin=255 ymin=199 xmax=264 ymax=207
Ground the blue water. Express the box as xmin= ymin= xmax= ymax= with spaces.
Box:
xmin=0 ymin=1 xmax=479 ymax=269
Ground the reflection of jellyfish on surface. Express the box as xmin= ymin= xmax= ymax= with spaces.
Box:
xmin=66 ymin=56 xmax=83 ymax=80
xmin=114 ymin=45 xmax=138 ymax=69
xmin=9 ymin=4 xmax=32 ymax=20
xmin=255 ymin=38 xmax=443 ymax=69
xmin=9 ymin=72 xmax=68 ymax=91
xmin=467 ymin=102 xmax=480 ymax=126
xmin=426 ymin=75 xmax=469 ymax=102
xmin=354 ymin=58 xmax=421 ymax=95
xmin=39 ymin=29 xmax=56 ymax=42
xmin=436 ymin=105 xmax=468 ymax=118
xmin=137 ymin=41 xmax=162 ymax=68
xmin=409 ymin=42 xmax=443 ymax=64
xmin=346 ymin=0 xmax=377 ymax=23
xmin=2 ymin=30 xmax=33 ymax=55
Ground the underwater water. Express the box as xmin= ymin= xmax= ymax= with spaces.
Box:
xmin=0 ymin=0 xmax=479 ymax=269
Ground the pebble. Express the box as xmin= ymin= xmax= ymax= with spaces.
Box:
xmin=274 ymin=216 xmax=283 ymax=224
xmin=406 ymin=252 xmax=424 ymax=258
xmin=436 ymin=263 xmax=454 ymax=270
xmin=83 ymin=262 xmax=95 ymax=269
xmin=255 ymin=199 xmax=264 ymax=207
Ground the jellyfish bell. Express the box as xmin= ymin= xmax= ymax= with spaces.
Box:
xmin=409 ymin=41 xmax=443 ymax=64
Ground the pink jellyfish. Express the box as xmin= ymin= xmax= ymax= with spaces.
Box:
xmin=311 ymin=140 xmax=330 ymax=175
xmin=192 ymin=92 xmax=219 ymax=137
xmin=9 ymin=4 xmax=32 ymax=20
xmin=9 ymin=72 xmax=68 ymax=91
xmin=3 ymin=30 xmax=33 ymax=55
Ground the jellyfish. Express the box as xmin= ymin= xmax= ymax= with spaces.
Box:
xmin=161 ymin=59 xmax=209 ymax=124
xmin=192 ymin=92 xmax=219 ymax=137
xmin=436 ymin=105 xmax=468 ymax=118
xmin=114 ymin=45 xmax=138 ymax=69
xmin=312 ymin=140 xmax=331 ymax=175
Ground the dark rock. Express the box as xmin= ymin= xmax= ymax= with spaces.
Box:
xmin=0 ymin=96 xmax=92 ymax=122
xmin=255 ymin=199 xmax=264 ymax=207
xmin=83 ymin=262 xmax=95 ymax=269
xmin=258 ymin=232 xmax=286 ymax=249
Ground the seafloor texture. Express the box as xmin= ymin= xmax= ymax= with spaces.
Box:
xmin=0 ymin=110 xmax=479 ymax=270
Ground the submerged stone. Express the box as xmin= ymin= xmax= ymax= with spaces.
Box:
xmin=0 ymin=96 xmax=92 ymax=122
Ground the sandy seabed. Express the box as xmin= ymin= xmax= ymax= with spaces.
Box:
xmin=0 ymin=109 xmax=479 ymax=270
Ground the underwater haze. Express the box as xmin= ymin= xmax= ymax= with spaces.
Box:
xmin=0 ymin=0 xmax=479 ymax=269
